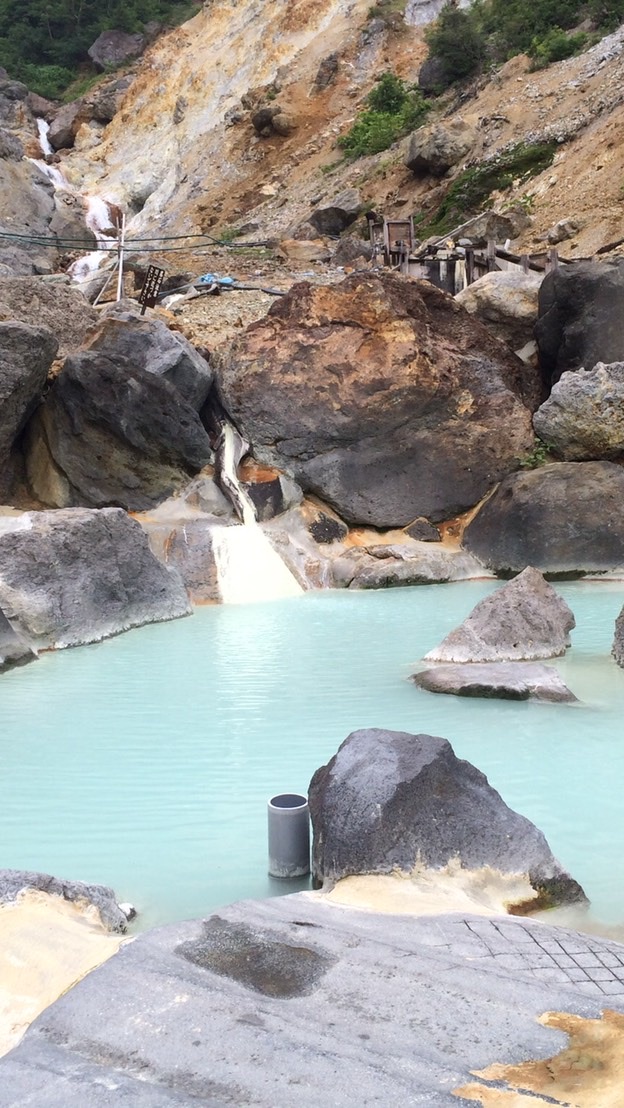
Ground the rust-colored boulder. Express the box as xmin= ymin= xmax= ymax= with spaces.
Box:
xmin=215 ymin=272 xmax=539 ymax=527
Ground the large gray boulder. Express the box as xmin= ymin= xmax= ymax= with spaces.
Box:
xmin=308 ymin=728 xmax=586 ymax=906
xmin=308 ymin=189 xmax=362 ymax=236
xmin=463 ymin=461 xmax=624 ymax=576
xmin=0 ymin=159 xmax=57 ymax=274
xmin=424 ymin=567 xmax=574 ymax=662
xmin=88 ymin=29 xmax=146 ymax=71
xmin=0 ymin=508 xmax=190 ymax=650
xmin=0 ymin=608 xmax=36 ymax=671
xmin=48 ymin=101 xmax=89 ymax=150
xmin=0 ymin=278 xmax=97 ymax=358
xmin=405 ymin=118 xmax=476 ymax=176
xmin=0 ymin=321 xmax=58 ymax=496
xmin=455 ymin=270 xmax=543 ymax=353
xmin=535 ymin=258 xmax=624 ymax=387
xmin=26 ymin=350 xmax=213 ymax=510
xmin=215 ymin=272 xmax=539 ymax=528
xmin=413 ymin=662 xmax=576 ymax=702
xmin=83 ymin=314 xmax=214 ymax=408
xmin=533 ymin=362 xmax=624 ymax=460
xmin=0 ymin=869 xmax=128 ymax=932
xmin=83 ymin=75 xmax=133 ymax=124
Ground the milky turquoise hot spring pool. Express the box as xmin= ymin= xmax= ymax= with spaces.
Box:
xmin=2 ymin=580 xmax=624 ymax=929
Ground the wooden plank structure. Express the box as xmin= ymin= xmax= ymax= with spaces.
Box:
xmin=368 ymin=210 xmax=569 ymax=292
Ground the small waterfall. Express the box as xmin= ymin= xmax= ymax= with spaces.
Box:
xmin=69 ymin=195 xmax=118 ymax=281
xmin=36 ymin=118 xmax=53 ymax=156
xmin=211 ymin=421 xmax=303 ymax=604
xmin=31 ymin=159 xmax=70 ymax=189
xmin=213 ymin=522 xmax=304 ymax=604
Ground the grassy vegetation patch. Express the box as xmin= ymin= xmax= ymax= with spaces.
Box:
xmin=423 ymin=141 xmax=558 ymax=234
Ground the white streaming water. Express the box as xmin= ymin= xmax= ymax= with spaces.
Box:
xmin=30 ymin=158 xmax=71 ymax=190
xmin=212 ymin=422 xmax=304 ymax=603
xmin=69 ymin=195 xmax=117 ymax=281
xmin=36 ymin=117 xmax=53 ymax=157
xmin=213 ymin=522 xmax=304 ymax=604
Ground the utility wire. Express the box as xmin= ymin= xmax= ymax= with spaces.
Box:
xmin=0 ymin=230 xmax=270 ymax=249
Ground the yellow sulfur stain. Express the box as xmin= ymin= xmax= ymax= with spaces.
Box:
xmin=455 ymin=1009 xmax=624 ymax=1107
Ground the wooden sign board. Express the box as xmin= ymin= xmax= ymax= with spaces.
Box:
xmin=138 ymin=266 xmax=166 ymax=314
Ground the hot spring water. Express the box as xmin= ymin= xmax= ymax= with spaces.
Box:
xmin=2 ymin=580 xmax=624 ymax=929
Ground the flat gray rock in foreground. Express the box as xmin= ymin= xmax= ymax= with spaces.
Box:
xmin=309 ymin=729 xmax=585 ymax=906
xmin=413 ymin=662 xmax=577 ymax=702
xmin=0 ymin=508 xmax=191 ymax=650
xmin=2 ymin=894 xmax=624 ymax=1106
xmin=425 ymin=565 xmax=575 ymax=662
xmin=0 ymin=869 xmax=127 ymax=932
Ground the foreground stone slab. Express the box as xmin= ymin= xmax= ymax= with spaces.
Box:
xmin=309 ymin=729 xmax=585 ymax=907
xmin=413 ymin=662 xmax=577 ymax=702
xmin=0 ymin=508 xmax=191 ymax=650
xmin=2 ymin=894 xmax=623 ymax=1106
xmin=424 ymin=566 xmax=575 ymax=663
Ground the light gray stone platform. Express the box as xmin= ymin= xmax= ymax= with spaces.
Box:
xmin=2 ymin=893 xmax=624 ymax=1106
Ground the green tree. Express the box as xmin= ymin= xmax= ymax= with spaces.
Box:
xmin=425 ymin=5 xmax=486 ymax=85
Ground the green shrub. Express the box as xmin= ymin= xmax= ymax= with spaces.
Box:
xmin=20 ymin=63 xmax=75 ymax=100
xmin=519 ymin=439 xmax=552 ymax=468
xmin=424 ymin=6 xmax=487 ymax=86
xmin=529 ymin=26 xmax=588 ymax=66
xmin=339 ymin=73 xmax=429 ymax=158
xmin=367 ymin=72 xmax=407 ymax=113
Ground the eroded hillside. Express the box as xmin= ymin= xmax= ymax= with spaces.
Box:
xmin=57 ymin=0 xmax=624 ymax=260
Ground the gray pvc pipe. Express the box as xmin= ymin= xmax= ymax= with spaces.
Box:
xmin=267 ymin=793 xmax=310 ymax=878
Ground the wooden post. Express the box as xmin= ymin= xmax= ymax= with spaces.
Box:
xmin=521 ymin=254 xmax=530 ymax=274
xmin=465 ymin=248 xmax=475 ymax=285
xmin=547 ymin=247 xmax=559 ymax=272
xmin=486 ymin=239 xmax=496 ymax=272
xmin=116 ymin=211 xmax=126 ymax=302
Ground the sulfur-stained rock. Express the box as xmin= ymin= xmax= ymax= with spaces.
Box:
xmin=215 ymin=271 xmax=539 ymax=527
xmin=424 ymin=567 xmax=575 ymax=662
xmin=0 ymin=869 xmax=128 ymax=932
xmin=463 ymin=462 xmax=624 ymax=576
